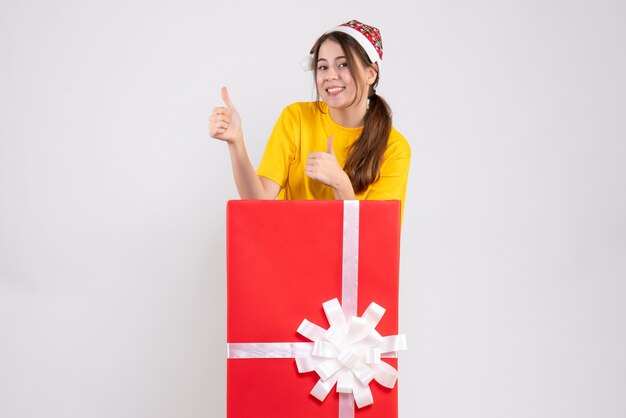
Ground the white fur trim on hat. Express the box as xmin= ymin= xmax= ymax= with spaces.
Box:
xmin=330 ymin=25 xmax=382 ymax=69
xmin=301 ymin=55 xmax=314 ymax=71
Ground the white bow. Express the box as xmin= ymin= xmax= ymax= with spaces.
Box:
xmin=295 ymin=298 xmax=407 ymax=408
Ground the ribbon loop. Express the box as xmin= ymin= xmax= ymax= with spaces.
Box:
xmin=345 ymin=316 xmax=370 ymax=344
xmin=379 ymin=334 xmax=407 ymax=354
xmin=311 ymin=374 xmax=338 ymax=402
xmin=361 ymin=302 xmax=386 ymax=328
xmin=352 ymin=361 xmax=375 ymax=385
xmin=337 ymin=369 xmax=354 ymax=393
xmin=360 ymin=329 xmax=384 ymax=348
xmin=362 ymin=347 xmax=382 ymax=364
xmin=297 ymin=319 xmax=327 ymax=341
xmin=323 ymin=298 xmax=346 ymax=327
xmin=353 ymin=379 xmax=374 ymax=408
xmin=317 ymin=359 xmax=343 ymax=381
xmin=372 ymin=361 xmax=399 ymax=388
xmin=295 ymin=355 xmax=317 ymax=373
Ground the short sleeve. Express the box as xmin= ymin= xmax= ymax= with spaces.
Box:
xmin=257 ymin=106 xmax=299 ymax=187
xmin=359 ymin=132 xmax=411 ymax=220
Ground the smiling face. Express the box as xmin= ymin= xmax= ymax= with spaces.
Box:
xmin=315 ymin=38 xmax=376 ymax=113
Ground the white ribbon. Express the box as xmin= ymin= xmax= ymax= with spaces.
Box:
xmin=341 ymin=200 xmax=360 ymax=318
xmin=295 ymin=298 xmax=407 ymax=409
xmin=227 ymin=342 xmax=314 ymax=358
xmin=226 ymin=201 xmax=407 ymax=416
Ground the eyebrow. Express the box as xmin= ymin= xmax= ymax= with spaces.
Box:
xmin=317 ymin=55 xmax=347 ymax=63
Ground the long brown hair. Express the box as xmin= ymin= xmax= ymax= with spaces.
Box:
xmin=311 ymin=32 xmax=392 ymax=194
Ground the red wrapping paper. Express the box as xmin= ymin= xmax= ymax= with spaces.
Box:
xmin=227 ymin=200 xmax=401 ymax=418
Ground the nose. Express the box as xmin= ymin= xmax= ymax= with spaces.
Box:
xmin=325 ymin=73 xmax=338 ymax=82
xmin=325 ymin=66 xmax=339 ymax=81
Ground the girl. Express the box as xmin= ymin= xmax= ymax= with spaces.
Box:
xmin=209 ymin=20 xmax=410 ymax=216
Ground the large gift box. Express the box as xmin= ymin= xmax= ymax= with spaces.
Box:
xmin=226 ymin=200 xmax=406 ymax=418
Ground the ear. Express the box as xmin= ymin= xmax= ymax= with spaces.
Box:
xmin=365 ymin=64 xmax=378 ymax=86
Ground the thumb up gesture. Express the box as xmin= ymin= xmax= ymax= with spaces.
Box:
xmin=209 ymin=87 xmax=243 ymax=144
xmin=305 ymin=135 xmax=351 ymax=191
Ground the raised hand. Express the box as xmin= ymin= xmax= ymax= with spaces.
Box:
xmin=208 ymin=87 xmax=243 ymax=144
xmin=305 ymin=135 xmax=353 ymax=198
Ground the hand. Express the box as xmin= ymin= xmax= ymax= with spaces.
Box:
xmin=305 ymin=135 xmax=352 ymax=192
xmin=208 ymin=87 xmax=243 ymax=144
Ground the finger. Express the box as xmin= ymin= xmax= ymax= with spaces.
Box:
xmin=211 ymin=121 xmax=230 ymax=131
xmin=327 ymin=134 xmax=335 ymax=154
xmin=209 ymin=121 xmax=229 ymax=132
xmin=211 ymin=107 xmax=229 ymax=117
xmin=210 ymin=113 xmax=230 ymax=125
xmin=209 ymin=123 xmax=229 ymax=135
xmin=307 ymin=152 xmax=325 ymax=160
xmin=209 ymin=127 xmax=226 ymax=137
xmin=221 ymin=86 xmax=235 ymax=109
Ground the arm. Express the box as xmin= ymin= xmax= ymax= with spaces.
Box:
xmin=209 ymin=87 xmax=280 ymax=200
xmin=225 ymin=141 xmax=281 ymax=200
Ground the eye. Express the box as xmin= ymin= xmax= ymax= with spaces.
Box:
xmin=318 ymin=65 xmax=328 ymax=71
xmin=338 ymin=62 xmax=348 ymax=68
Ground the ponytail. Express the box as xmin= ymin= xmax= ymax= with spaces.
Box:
xmin=344 ymin=91 xmax=392 ymax=193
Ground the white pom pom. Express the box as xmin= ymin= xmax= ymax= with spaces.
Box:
xmin=301 ymin=55 xmax=314 ymax=71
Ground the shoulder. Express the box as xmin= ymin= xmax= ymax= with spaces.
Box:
xmin=281 ymin=101 xmax=322 ymax=115
xmin=275 ymin=102 xmax=324 ymax=129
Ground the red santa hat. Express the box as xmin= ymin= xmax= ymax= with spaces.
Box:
xmin=302 ymin=20 xmax=383 ymax=71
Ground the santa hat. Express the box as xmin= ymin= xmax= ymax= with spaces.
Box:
xmin=302 ymin=20 xmax=383 ymax=71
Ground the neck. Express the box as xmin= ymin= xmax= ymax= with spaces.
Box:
xmin=329 ymin=104 xmax=367 ymax=128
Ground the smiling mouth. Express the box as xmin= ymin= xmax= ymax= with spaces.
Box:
xmin=326 ymin=87 xmax=345 ymax=94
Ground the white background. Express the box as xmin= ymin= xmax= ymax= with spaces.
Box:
xmin=1 ymin=1 xmax=625 ymax=417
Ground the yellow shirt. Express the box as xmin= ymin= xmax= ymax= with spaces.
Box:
xmin=257 ymin=101 xmax=411 ymax=216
